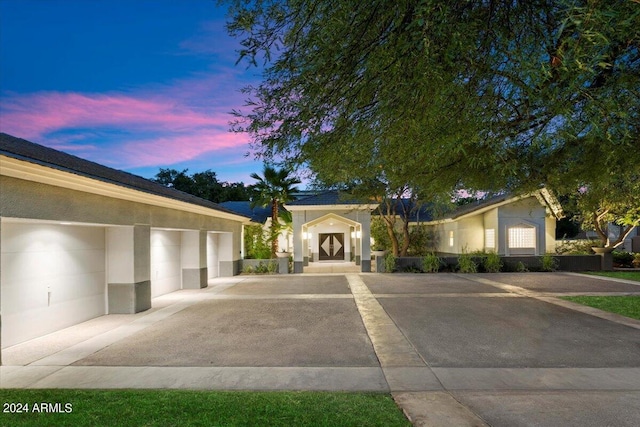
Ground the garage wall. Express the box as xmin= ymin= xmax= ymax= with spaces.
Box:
xmin=150 ymin=230 xmax=181 ymax=298
xmin=1 ymin=222 xmax=106 ymax=348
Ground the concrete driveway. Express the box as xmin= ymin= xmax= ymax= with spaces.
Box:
xmin=2 ymin=272 xmax=640 ymax=426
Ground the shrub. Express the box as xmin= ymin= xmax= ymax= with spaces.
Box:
xmin=267 ymin=260 xmax=278 ymax=273
xmin=516 ymin=261 xmax=529 ymax=272
xmin=612 ymin=251 xmax=634 ymax=268
xmin=384 ymin=253 xmax=397 ymax=273
xmin=483 ymin=251 xmax=503 ymax=273
xmin=633 ymin=253 xmax=640 ymax=268
xmin=371 ymin=217 xmax=392 ymax=252
xmin=243 ymin=262 xmax=277 ymax=274
xmin=244 ymin=224 xmax=272 ymax=259
xmin=555 ymin=239 xmax=602 ymax=255
xmin=457 ymin=248 xmax=478 ymax=273
xmin=422 ymin=253 xmax=442 ymax=273
xmin=407 ymin=224 xmax=439 ymax=256
xmin=540 ymin=253 xmax=559 ymax=272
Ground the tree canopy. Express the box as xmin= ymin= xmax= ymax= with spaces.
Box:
xmin=153 ymin=168 xmax=252 ymax=203
xmin=226 ymin=0 xmax=640 ymax=243
xmin=250 ymin=165 xmax=301 ymax=256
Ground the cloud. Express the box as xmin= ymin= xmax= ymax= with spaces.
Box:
xmin=0 ymin=76 xmax=253 ymax=169
xmin=0 ymin=13 xmax=263 ymax=176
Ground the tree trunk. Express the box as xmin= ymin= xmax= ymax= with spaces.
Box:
xmin=400 ymin=217 xmax=410 ymax=256
xmin=610 ymin=224 xmax=637 ymax=248
xmin=593 ymin=210 xmax=610 ymax=246
xmin=386 ymin=221 xmax=399 ymax=257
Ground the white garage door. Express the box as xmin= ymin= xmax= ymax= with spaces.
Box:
xmin=150 ymin=230 xmax=181 ymax=298
xmin=207 ymin=232 xmax=219 ymax=279
xmin=1 ymin=222 xmax=106 ymax=348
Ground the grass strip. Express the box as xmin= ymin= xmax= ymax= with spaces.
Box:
xmin=561 ymin=296 xmax=640 ymax=321
xmin=585 ymin=271 xmax=640 ymax=282
xmin=0 ymin=390 xmax=411 ymax=427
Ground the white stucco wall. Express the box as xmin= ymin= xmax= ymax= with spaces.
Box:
xmin=545 ymin=215 xmax=557 ymax=254
xmin=432 ymin=216 xmax=483 ymax=255
xmin=456 ymin=216 xmax=485 ymax=253
xmin=1 ymin=222 xmax=106 ymax=348
xmin=483 ymin=209 xmax=499 ymax=252
xmin=498 ymin=197 xmax=548 ymax=256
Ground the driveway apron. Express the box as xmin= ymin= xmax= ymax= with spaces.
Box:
xmin=2 ymin=272 xmax=640 ymax=426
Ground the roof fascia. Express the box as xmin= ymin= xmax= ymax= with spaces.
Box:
xmin=285 ymin=203 xmax=379 ymax=211
xmin=1 ymin=155 xmax=249 ymax=223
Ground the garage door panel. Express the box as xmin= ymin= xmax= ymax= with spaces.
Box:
xmin=2 ymin=294 xmax=105 ymax=347
xmin=1 ymin=223 xmax=106 ymax=349
xmin=150 ymin=230 xmax=181 ymax=298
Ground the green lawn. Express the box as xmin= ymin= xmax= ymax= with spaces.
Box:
xmin=586 ymin=271 xmax=640 ymax=282
xmin=0 ymin=390 xmax=411 ymax=427
xmin=561 ymin=296 xmax=640 ymax=321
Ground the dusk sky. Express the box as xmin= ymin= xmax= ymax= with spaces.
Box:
xmin=0 ymin=0 xmax=266 ymax=184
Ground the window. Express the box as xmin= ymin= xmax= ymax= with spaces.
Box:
xmin=485 ymin=229 xmax=495 ymax=249
xmin=508 ymin=226 xmax=535 ymax=248
xmin=449 ymin=231 xmax=454 ymax=247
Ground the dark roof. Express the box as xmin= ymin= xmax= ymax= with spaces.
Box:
xmin=287 ymin=191 xmax=370 ymax=206
xmin=0 ymin=133 xmax=249 ymax=219
xmin=219 ymin=201 xmax=272 ymax=223
xmin=448 ymin=194 xmax=510 ymax=219
xmin=394 ymin=199 xmax=434 ymax=222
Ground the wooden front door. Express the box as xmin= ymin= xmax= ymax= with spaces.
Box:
xmin=318 ymin=233 xmax=344 ymax=261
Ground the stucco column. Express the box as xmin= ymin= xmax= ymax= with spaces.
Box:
xmin=218 ymin=232 xmax=236 ymax=277
xmin=107 ymin=224 xmax=151 ymax=314
xmin=181 ymin=230 xmax=208 ymax=288
xmin=360 ymin=213 xmax=372 ymax=272
xmin=293 ymin=211 xmax=305 ymax=273
xmin=355 ymin=226 xmax=361 ymax=265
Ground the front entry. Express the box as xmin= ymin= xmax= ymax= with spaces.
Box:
xmin=318 ymin=233 xmax=344 ymax=260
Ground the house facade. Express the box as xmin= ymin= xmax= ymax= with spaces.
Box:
xmin=424 ymin=190 xmax=563 ymax=256
xmin=223 ymin=190 xmax=564 ymax=271
xmin=0 ymin=134 xmax=248 ymax=359
xmin=285 ymin=192 xmax=380 ymax=273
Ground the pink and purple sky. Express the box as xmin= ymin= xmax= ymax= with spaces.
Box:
xmin=0 ymin=0 xmax=264 ymax=184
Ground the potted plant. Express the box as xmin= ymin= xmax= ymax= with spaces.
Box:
xmin=590 ymin=240 xmax=614 ymax=254
xmin=371 ymin=245 xmax=387 ymax=257
xmin=276 ymin=249 xmax=290 ymax=258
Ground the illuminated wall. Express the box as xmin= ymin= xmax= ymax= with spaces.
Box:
xmin=1 ymin=222 xmax=106 ymax=348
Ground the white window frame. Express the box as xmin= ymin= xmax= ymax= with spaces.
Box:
xmin=485 ymin=228 xmax=495 ymax=250
xmin=508 ymin=224 xmax=536 ymax=249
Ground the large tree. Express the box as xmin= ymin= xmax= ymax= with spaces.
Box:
xmin=250 ymin=165 xmax=301 ymax=256
xmin=225 ymin=0 xmax=640 ymax=239
xmin=153 ymin=168 xmax=252 ymax=202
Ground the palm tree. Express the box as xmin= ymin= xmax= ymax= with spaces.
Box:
xmin=250 ymin=165 xmax=301 ymax=257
